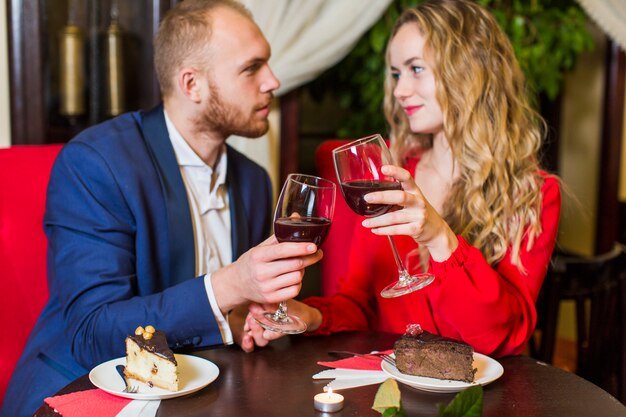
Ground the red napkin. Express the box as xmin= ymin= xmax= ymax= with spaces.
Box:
xmin=317 ymin=350 xmax=393 ymax=371
xmin=45 ymin=389 xmax=131 ymax=417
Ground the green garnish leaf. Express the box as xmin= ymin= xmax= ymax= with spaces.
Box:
xmin=372 ymin=379 xmax=402 ymax=413
xmin=372 ymin=378 xmax=482 ymax=417
xmin=434 ymin=385 xmax=483 ymax=417
xmin=372 ymin=379 xmax=407 ymax=416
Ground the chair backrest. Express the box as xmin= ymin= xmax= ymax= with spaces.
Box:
xmin=534 ymin=243 xmax=626 ymax=401
xmin=0 ymin=144 xmax=63 ymax=408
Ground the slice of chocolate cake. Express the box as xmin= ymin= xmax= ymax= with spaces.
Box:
xmin=125 ymin=325 xmax=179 ymax=391
xmin=394 ymin=324 xmax=476 ymax=383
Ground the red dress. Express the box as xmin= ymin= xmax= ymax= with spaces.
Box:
xmin=304 ymin=168 xmax=561 ymax=358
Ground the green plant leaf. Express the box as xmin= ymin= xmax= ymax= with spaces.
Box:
xmin=434 ymin=385 xmax=484 ymax=417
xmin=370 ymin=21 xmax=390 ymax=53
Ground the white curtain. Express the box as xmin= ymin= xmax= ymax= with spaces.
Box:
xmin=576 ymin=0 xmax=626 ymax=51
xmin=227 ymin=0 xmax=392 ymax=195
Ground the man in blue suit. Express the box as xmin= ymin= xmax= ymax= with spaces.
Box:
xmin=1 ymin=1 xmax=322 ymax=416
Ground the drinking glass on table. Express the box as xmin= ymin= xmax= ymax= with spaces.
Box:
xmin=332 ymin=134 xmax=435 ymax=298
xmin=253 ymin=173 xmax=336 ymax=334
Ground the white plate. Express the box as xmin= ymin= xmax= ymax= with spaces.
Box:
xmin=381 ymin=352 xmax=503 ymax=393
xmin=89 ymin=354 xmax=219 ymax=400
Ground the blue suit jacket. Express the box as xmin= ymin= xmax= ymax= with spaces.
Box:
xmin=1 ymin=105 xmax=273 ymax=417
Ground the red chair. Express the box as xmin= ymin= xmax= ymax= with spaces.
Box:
xmin=0 ymin=144 xmax=63 ymax=408
xmin=315 ymin=140 xmax=361 ymax=296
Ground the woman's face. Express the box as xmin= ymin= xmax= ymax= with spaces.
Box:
xmin=389 ymin=23 xmax=443 ymax=136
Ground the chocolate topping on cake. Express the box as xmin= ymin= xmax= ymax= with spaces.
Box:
xmin=128 ymin=330 xmax=176 ymax=364
xmin=399 ymin=327 xmax=466 ymax=346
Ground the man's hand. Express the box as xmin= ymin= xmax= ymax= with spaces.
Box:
xmin=211 ymin=235 xmax=323 ymax=315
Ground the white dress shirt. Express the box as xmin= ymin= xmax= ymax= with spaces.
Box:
xmin=164 ymin=111 xmax=233 ymax=344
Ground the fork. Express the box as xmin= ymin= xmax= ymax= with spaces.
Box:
xmin=116 ymin=365 xmax=139 ymax=393
xmin=381 ymin=354 xmax=396 ymax=367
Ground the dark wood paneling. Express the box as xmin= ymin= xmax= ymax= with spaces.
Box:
xmin=620 ymin=203 xmax=626 ymax=244
xmin=8 ymin=0 xmax=45 ymax=144
xmin=540 ymin=94 xmax=562 ymax=174
xmin=7 ymin=0 xmax=176 ymax=145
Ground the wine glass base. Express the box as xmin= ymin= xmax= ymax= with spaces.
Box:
xmin=253 ymin=311 xmax=307 ymax=334
xmin=380 ymin=273 xmax=435 ymax=298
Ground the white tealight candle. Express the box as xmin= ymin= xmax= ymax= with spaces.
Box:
xmin=314 ymin=387 xmax=344 ymax=412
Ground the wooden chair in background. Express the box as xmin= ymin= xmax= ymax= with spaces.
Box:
xmin=532 ymin=243 xmax=626 ymax=403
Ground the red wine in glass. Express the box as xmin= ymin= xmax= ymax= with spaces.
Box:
xmin=274 ymin=217 xmax=332 ymax=246
xmin=254 ymin=174 xmax=336 ymax=334
xmin=340 ymin=180 xmax=401 ymax=217
xmin=333 ymin=134 xmax=435 ymax=298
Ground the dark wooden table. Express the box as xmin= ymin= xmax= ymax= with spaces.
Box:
xmin=34 ymin=331 xmax=626 ymax=416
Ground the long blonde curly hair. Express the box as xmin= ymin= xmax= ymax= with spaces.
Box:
xmin=385 ymin=0 xmax=546 ymax=270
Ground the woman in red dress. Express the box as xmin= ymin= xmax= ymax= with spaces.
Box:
xmin=249 ymin=0 xmax=561 ymax=358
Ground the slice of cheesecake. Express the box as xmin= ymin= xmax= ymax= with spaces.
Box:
xmin=124 ymin=326 xmax=179 ymax=391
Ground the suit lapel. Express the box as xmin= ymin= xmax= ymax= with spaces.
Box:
xmin=226 ymin=146 xmax=250 ymax=261
xmin=140 ymin=104 xmax=195 ymax=285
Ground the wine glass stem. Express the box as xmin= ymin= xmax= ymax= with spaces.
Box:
xmin=272 ymin=301 xmax=289 ymax=322
xmin=387 ymin=236 xmax=411 ymax=283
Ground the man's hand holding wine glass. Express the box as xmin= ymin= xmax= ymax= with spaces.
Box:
xmin=251 ymin=174 xmax=335 ymax=334
xmin=232 ymin=174 xmax=335 ymax=351
xmin=212 ymin=235 xmax=321 ymax=314
xmin=214 ymin=234 xmax=323 ymax=352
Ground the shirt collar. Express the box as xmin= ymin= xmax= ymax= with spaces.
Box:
xmin=164 ymin=110 xmax=227 ymax=180
xmin=164 ymin=110 xmax=228 ymax=213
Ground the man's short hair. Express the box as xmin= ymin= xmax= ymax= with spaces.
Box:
xmin=154 ymin=0 xmax=252 ymax=96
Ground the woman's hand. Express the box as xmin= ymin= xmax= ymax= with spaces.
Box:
xmin=282 ymin=299 xmax=323 ymax=332
xmin=232 ymin=301 xmax=324 ymax=352
xmin=231 ymin=303 xmax=286 ymax=352
xmin=361 ymin=164 xmax=458 ymax=262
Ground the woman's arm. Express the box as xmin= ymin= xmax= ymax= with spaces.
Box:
xmin=300 ymin=174 xmax=560 ymax=357
xmin=426 ymin=175 xmax=561 ymax=356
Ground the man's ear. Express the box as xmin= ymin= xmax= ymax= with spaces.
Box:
xmin=178 ymin=68 xmax=203 ymax=103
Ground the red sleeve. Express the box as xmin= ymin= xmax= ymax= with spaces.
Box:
xmin=304 ymin=227 xmax=387 ymax=335
xmin=305 ymin=173 xmax=560 ymax=358
xmin=427 ymin=174 xmax=560 ymax=356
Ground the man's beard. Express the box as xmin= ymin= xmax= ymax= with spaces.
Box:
xmin=196 ymin=81 xmax=270 ymax=139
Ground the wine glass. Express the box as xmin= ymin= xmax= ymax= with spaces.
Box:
xmin=333 ymin=134 xmax=435 ymax=298
xmin=254 ymin=173 xmax=336 ymax=334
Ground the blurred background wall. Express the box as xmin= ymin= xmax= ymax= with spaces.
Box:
xmin=559 ymin=23 xmax=610 ymax=257
xmin=557 ymin=22 xmax=607 ymax=341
